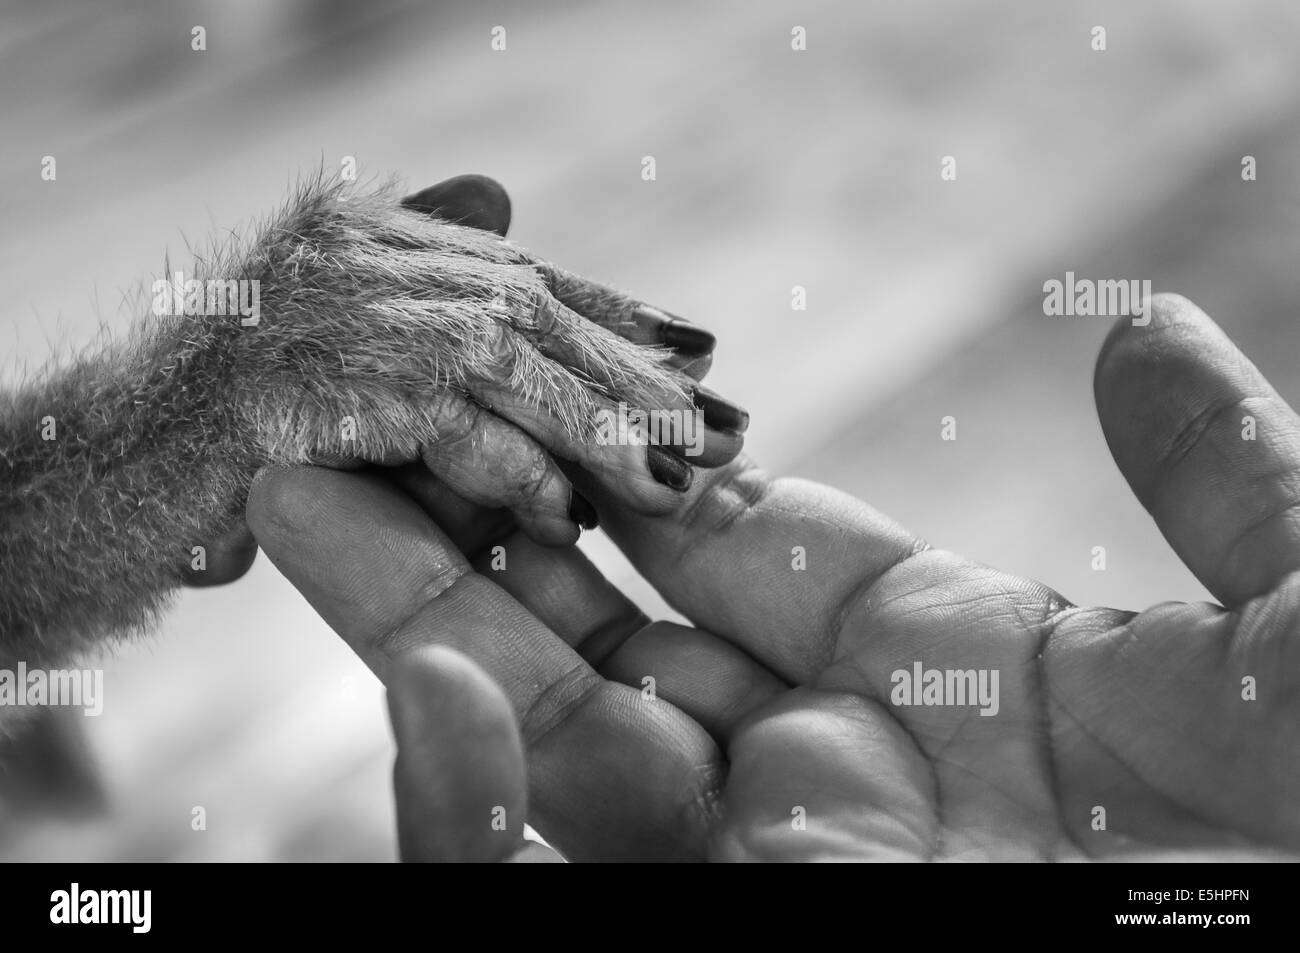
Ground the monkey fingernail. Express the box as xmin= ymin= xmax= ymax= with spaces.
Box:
xmin=675 ymin=351 xmax=714 ymax=382
xmin=568 ymin=489 xmax=599 ymax=530
xmin=632 ymin=305 xmax=716 ymax=356
xmin=661 ymin=319 xmax=716 ymax=356
xmin=692 ymin=385 xmax=750 ymax=433
xmin=663 ymin=426 xmax=744 ymax=468
xmin=647 ymin=445 xmax=693 ymax=491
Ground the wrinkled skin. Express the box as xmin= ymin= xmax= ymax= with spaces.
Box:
xmin=250 ymin=275 xmax=1299 ymax=858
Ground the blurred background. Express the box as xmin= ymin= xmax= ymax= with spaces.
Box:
xmin=2 ymin=0 xmax=1300 ymax=860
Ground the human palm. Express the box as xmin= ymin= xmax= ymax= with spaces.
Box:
xmin=248 ymin=293 xmax=1299 ymax=862
xmin=699 ymin=532 xmax=1298 ymax=861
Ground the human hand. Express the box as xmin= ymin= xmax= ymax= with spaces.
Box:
xmin=248 ymin=293 xmax=1299 ymax=861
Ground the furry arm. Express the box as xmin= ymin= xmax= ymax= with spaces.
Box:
xmin=0 ymin=179 xmax=699 ymax=670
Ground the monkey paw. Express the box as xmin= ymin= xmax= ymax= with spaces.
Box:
xmin=198 ymin=178 xmax=747 ymax=544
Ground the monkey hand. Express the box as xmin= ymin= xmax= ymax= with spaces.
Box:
xmin=0 ymin=173 xmax=747 ymax=669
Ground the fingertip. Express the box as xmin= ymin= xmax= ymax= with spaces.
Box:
xmin=246 ymin=465 xmax=325 ymax=550
xmin=675 ymin=351 xmax=714 ymax=381
xmin=387 ymin=644 xmax=511 ymax=745
xmin=509 ymin=469 xmax=587 ymax=547
xmin=517 ymin=511 xmax=583 ymax=548
xmin=692 ymin=384 xmax=750 ymax=434
xmin=675 ymin=426 xmax=744 ymax=469
xmin=1092 ymin=293 xmax=1233 ymax=500
xmin=646 ymin=445 xmax=694 ymax=494
xmin=417 ymin=415 xmax=585 ymax=549
xmin=562 ymin=449 xmax=691 ymax=518
xmin=1094 ymin=293 xmax=1211 ymax=404
xmin=388 ymin=644 xmax=528 ymax=862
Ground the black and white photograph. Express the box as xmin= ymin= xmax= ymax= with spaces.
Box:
xmin=0 ymin=0 xmax=1296 ymax=907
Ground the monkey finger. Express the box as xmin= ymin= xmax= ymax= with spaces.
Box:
xmin=398 ymin=180 xmax=715 ymax=376
xmin=469 ymin=380 xmax=700 ymax=512
xmin=539 ymin=263 xmax=716 ymax=376
xmin=418 ymin=393 xmax=592 ymax=547
xmin=513 ymin=297 xmax=746 ymax=466
xmin=401 ymin=181 xmax=716 ymax=387
xmin=654 ymin=384 xmax=749 ymax=467
xmin=387 ymin=464 xmax=518 ymax=559
xmin=480 ymin=367 xmax=743 ymax=473
xmin=675 ymin=351 xmax=714 ymax=382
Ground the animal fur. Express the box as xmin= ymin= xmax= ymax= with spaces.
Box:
xmin=0 ymin=175 xmax=685 ymax=673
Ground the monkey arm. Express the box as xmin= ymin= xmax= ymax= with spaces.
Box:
xmin=0 ymin=176 xmax=738 ymax=670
